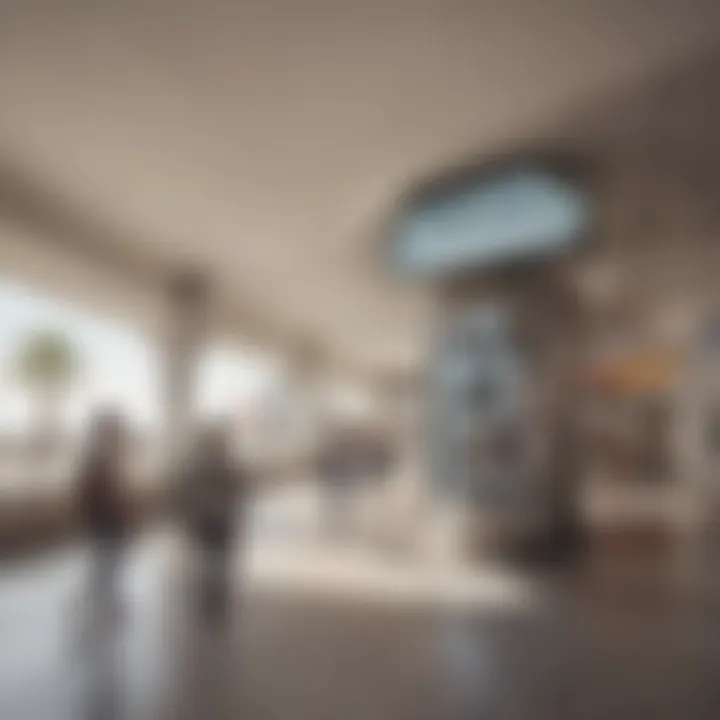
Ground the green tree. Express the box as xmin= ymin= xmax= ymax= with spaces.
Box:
xmin=15 ymin=329 xmax=79 ymax=452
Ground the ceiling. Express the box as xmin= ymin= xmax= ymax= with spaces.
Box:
xmin=0 ymin=0 xmax=719 ymax=375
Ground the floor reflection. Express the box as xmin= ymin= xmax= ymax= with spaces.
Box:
xmin=1 ymin=532 xmax=720 ymax=719
xmin=80 ymin=619 xmax=124 ymax=720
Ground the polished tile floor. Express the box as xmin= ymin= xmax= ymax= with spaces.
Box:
xmin=0 ymin=533 xmax=719 ymax=720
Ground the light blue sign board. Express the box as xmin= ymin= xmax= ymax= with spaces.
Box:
xmin=391 ymin=167 xmax=589 ymax=277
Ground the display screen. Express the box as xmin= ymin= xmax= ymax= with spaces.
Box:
xmin=390 ymin=165 xmax=590 ymax=277
xmin=429 ymin=306 xmax=530 ymax=506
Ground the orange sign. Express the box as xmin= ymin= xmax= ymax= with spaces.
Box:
xmin=589 ymin=352 xmax=679 ymax=393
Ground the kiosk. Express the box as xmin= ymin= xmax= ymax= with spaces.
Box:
xmin=388 ymin=157 xmax=594 ymax=561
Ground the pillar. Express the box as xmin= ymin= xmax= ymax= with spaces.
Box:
xmin=164 ymin=271 xmax=209 ymax=479
xmin=674 ymin=314 xmax=720 ymax=580
xmin=425 ymin=266 xmax=587 ymax=563
xmin=373 ymin=372 xmax=426 ymax=551
xmin=514 ymin=271 xmax=587 ymax=558
xmin=280 ymin=340 xmax=326 ymax=462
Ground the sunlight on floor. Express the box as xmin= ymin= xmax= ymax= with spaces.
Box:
xmin=244 ymin=543 xmax=541 ymax=611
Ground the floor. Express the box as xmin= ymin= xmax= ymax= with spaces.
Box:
xmin=0 ymin=530 xmax=719 ymax=720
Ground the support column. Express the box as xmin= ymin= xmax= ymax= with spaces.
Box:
xmin=513 ymin=270 xmax=587 ymax=559
xmin=374 ymin=372 xmax=427 ymax=552
xmin=276 ymin=344 xmax=333 ymax=537
xmin=675 ymin=316 xmax=720 ymax=579
xmin=280 ymin=341 xmax=326 ymax=464
xmin=164 ymin=271 xmax=209 ymax=479
xmin=426 ymin=266 xmax=587 ymax=563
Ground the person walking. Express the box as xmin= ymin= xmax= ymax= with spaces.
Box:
xmin=77 ymin=408 xmax=130 ymax=624
xmin=179 ymin=422 xmax=246 ymax=622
